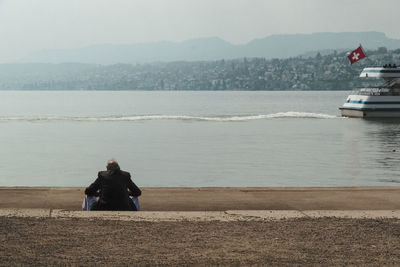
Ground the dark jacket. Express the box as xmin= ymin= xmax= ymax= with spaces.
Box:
xmin=85 ymin=170 xmax=141 ymax=211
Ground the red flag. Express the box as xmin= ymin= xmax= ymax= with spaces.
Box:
xmin=348 ymin=45 xmax=366 ymax=65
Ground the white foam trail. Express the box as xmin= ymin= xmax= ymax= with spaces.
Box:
xmin=262 ymin=112 xmax=338 ymax=119
xmin=0 ymin=112 xmax=339 ymax=122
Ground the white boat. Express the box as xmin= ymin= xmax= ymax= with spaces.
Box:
xmin=340 ymin=66 xmax=400 ymax=117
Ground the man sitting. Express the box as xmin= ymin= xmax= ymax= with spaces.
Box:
xmin=83 ymin=160 xmax=141 ymax=211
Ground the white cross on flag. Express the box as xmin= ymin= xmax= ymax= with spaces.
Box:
xmin=347 ymin=45 xmax=366 ymax=65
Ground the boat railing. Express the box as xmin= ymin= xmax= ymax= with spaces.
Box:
xmin=351 ymin=88 xmax=400 ymax=96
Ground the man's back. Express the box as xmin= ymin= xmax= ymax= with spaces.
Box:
xmin=85 ymin=169 xmax=141 ymax=211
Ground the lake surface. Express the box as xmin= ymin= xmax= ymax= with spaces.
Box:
xmin=1 ymin=90 xmax=400 ymax=187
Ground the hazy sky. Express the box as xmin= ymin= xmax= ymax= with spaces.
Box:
xmin=0 ymin=0 xmax=398 ymax=62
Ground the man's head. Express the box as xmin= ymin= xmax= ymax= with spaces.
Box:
xmin=106 ymin=159 xmax=120 ymax=171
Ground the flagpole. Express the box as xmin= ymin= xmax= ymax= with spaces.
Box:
xmin=359 ymin=44 xmax=367 ymax=57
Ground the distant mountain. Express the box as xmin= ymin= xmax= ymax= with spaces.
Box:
xmin=20 ymin=31 xmax=400 ymax=65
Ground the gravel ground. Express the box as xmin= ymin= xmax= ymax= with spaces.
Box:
xmin=1 ymin=217 xmax=400 ymax=266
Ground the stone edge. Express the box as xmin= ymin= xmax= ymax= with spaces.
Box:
xmin=1 ymin=209 xmax=400 ymax=221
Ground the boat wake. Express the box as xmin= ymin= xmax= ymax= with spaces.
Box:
xmin=0 ymin=112 xmax=339 ymax=122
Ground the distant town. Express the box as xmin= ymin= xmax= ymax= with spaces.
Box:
xmin=0 ymin=47 xmax=399 ymax=90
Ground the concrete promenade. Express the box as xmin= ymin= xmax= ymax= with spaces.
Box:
xmin=1 ymin=187 xmax=400 ymax=220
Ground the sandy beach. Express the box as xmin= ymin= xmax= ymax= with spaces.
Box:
xmin=2 ymin=187 xmax=400 ymax=266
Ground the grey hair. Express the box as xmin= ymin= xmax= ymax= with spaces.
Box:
xmin=106 ymin=159 xmax=120 ymax=171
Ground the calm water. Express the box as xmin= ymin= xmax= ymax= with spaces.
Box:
xmin=1 ymin=90 xmax=400 ymax=187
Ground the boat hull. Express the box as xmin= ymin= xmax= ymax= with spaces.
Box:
xmin=339 ymin=108 xmax=365 ymax=118
xmin=339 ymin=107 xmax=400 ymax=118
xmin=340 ymin=93 xmax=400 ymax=118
